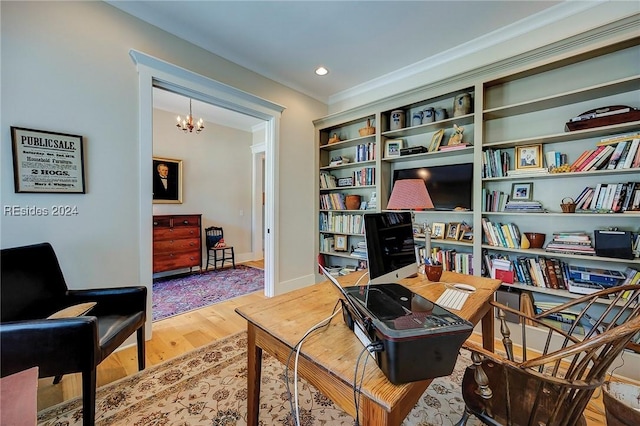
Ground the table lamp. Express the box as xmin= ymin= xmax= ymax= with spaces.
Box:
xmin=386 ymin=179 xmax=434 ymax=210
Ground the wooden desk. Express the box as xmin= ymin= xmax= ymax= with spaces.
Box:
xmin=235 ymin=271 xmax=501 ymax=425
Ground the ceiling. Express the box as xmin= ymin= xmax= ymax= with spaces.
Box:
xmin=109 ymin=1 xmax=584 ymax=130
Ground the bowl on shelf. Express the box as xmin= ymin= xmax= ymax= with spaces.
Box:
xmin=345 ymin=195 xmax=361 ymax=210
xmin=524 ymin=232 xmax=546 ymax=249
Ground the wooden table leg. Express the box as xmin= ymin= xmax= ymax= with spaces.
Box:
xmin=481 ymin=307 xmax=495 ymax=352
xmin=247 ymin=325 xmax=262 ymax=426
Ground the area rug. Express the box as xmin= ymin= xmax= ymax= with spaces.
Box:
xmin=152 ymin=266 xmax=264 ymax=321
xmin=38 ymin=332 xmax=481 ymax=426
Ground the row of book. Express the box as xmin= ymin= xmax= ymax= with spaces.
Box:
xmin=355 ymin=142 xmax=376 ymax=163
xmin=481 ymin=189 xmax=509 ymax=212
xmin=482 ymin=148 xmax=510 ymax=178
xmin=319 ymin=212 xmax=365 ymax=235
xmin=417 ymin=245 xmax=473 ymax=275
xmin=320 ymin=167 xmax=376 ymax=189
xmin=481 ymin=218 xmax=522 ymax=248
xmin=319 ymin=193 xmax=348 ymax=210
xmin=573 ymin=181 xmax=640 ymax=212
xmin=570 ymin=133 xmax=640 ymax=172
xmin=545 ymin=232 xmax=595 ymax=256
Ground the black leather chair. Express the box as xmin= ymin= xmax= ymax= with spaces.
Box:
xmin=0 ymin=242 xmax=147 ymax=426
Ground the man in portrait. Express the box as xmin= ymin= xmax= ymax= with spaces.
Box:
xmin=520 ymin=148 xmax=537 ymax=166
xmin=153 ymin=160 xmax=179 ymax=201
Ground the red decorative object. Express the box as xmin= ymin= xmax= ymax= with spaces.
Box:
xmin=387 ymin=179 xmax=434 ymax=210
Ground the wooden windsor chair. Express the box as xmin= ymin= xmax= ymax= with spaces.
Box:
xmin=456 ymin=284 xmax=640 ymax=426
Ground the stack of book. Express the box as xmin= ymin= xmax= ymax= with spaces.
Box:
xmin=566 ymin=265 xmax=626 ymax=294
xmin=504 ymin=200 xmax=544 ymax=212
xmin=506 ymin=168 xmax=549 ymax=177
xmin=349 ymin=241 xmax=368 ymax=260
xmin=545 ymin=232 xmax=595 ymax=256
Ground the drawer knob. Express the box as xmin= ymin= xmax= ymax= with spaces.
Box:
xmin=153 ymin=221 xmax=158 ymax=226
xmin=183 ymin=220 xmax=189 ymax=224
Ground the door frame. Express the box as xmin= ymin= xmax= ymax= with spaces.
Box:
xmin=130 ymin=50 xmax=283 ymax=334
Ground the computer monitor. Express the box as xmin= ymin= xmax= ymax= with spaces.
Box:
xmin=364 ymin=212 xmax=418 ymax=285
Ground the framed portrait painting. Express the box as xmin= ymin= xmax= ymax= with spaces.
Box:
xmin=431 ymin=222 xmax=446 ymax=240
xmin=153 ymin=157 xmax=183 ymax=204
xmin=446 ymin=222 xmax=461 ymax=240
xmin=515 ymin=144 xmax=543 ymax=170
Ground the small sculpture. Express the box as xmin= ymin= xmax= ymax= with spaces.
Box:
xmin=448 ymin=124 xmax=464 ymax=145
xmin=328 ymin=133 xmax=341 ymax=144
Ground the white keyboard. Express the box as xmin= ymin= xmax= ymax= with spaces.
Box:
xmin=436 ymin=288 xmax=469 ymax=311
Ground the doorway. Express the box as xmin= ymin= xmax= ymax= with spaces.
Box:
xmin=131 ymin=50 xmax=284 ymax=334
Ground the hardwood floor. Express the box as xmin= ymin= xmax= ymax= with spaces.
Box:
xmin=37 ymin=266 xmax=609 ymax=425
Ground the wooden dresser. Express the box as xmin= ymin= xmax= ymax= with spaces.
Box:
xmin=152 ymin=214 xmax=202 ymax=274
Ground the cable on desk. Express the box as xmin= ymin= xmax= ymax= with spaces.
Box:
xmin=352 ymin=341 xmax=382 ymax=426
xmin=284 ymin=299 xmax=341 ymax=426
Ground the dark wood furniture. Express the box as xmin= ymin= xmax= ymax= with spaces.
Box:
xmin=0 ymin=242 xmax=147 ymax=426
xmin=457 ymin=284 xmax=640 ymax=426
xmin=235 ymin=271 xmax=501 ymax=426
xmin=205 ymin=226 xmax=235 ymax=270
xmin=152 ymin=214 xmax=202 ymax=274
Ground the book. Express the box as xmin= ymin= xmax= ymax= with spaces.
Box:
xmin=607 ymin=141 xmax=628 ymax=169
xmin=585 ymin=145 xmax=615 ymax=171
xmin=632 ymin=140 xmax=640 ymax=168
xmin=615 ymin=140 xmax=633 ymax=169
xmin=570 ymin=149 xmax=594 ymax=171
xmin=621 ymin=138 xmax=639 ymax=169
xmin=589 ymin=183 xmax=603 ymax=210
xmin=568 ymin=265 xmax=626 ymax=285
xmin=597 ymin=132 xmax=640 ymax=146
xmin=577 ymin=145 xmax=606 ymax=171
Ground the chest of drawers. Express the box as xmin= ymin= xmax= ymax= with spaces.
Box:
xmin=153 ymin=214 xmax=202 ymax=274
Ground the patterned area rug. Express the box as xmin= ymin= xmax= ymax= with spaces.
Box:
xmin=152 ymin=266 xmax=264 ymax=321
xmin=38 ymin=332 xmax=481 ymax=426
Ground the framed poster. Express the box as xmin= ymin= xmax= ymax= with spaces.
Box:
xmin=153 ymin=157 xmax=183 ymax=204
xmin=11 ymin=127 xmax=85 ymax=193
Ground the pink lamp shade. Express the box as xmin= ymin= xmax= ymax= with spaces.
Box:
xmin=386 ymin=179 xmax=434 ymax=210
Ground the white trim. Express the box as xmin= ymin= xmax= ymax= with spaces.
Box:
xmin=130 ymin=49 xmax=284 ymax=322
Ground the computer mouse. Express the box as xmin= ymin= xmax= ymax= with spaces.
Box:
xmin=453 ymin=283 xmax=476 ymax=292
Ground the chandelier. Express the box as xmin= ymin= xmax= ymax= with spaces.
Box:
xmin=176 ymin=99 xmax=204 ymax=134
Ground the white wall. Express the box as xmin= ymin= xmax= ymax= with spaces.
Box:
xmin=152 ymin=108 xmax=254 ymax=270
xmin=1 ymin=2 xmax=326 ymax=299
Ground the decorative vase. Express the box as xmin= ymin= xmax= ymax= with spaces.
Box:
xmin=435 ymin=108 xmax=447 ymax=121
xmin=390 ymin=110 xmax=405 ymax=130
xmin=424 ymin=264 xmax=443 ymax=282
xmin=453 ymin=93 xmax=472 ymax=117
xmin=520 ymin=233 xmax=530 ymax=249
xmin=412 ymin=111 xmax=423 ymax=126
xmin=422 ymin=107 xmax=435 ymax=123
xmin=345 ymin=195 xmax=361 ymax=210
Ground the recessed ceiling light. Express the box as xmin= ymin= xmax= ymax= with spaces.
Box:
xmin=315 ymin=66 xmax=329 ymax=76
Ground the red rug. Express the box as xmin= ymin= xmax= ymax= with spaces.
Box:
xmin=152 ymin=265 xmax=264 ymax=321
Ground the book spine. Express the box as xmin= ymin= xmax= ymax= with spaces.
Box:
xmin=570 ymin=149 xmax=593 ymax=171
xmin=577 ymin=145 xmax=605 ymax=171
xmin=615 ymin=141 xmax=633 ymax=169
xmin=621 ymin=138 xmax=639 ymax=169
xmin=607 ymin=141 xmax=628 ymax=169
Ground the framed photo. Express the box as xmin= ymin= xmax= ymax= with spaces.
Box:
xmin=511 ymin=182 xmax=533 ymax=201
xmin=446 ymin=222 xmax=461 ymax=240
xmin=153 ymin=157 xmax=183 ymax=204
xmin=428 ymin=129 xmax=444 ymax=152
xmin=412 ymin=224 xmax=424 ymax=237
xmin=385 ymin=139 xmax=404 ymax=158
xmin=10 ymin=127 xmax=85 ymax=193
xmin=459 ymin=222 xmax=474 ymax=241
xmin=431 ymin=222 xmax=446 ymax=240
xmin=515 ymin=144 xmax=543 ymax=170
xmin=335 ymin=234 xmax=348 ymax=252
